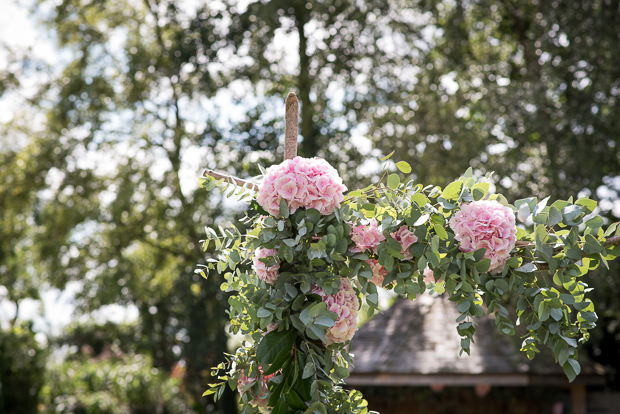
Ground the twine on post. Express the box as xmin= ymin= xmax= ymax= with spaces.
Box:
xmin=284 ymin=92 xmax=299 ymax=161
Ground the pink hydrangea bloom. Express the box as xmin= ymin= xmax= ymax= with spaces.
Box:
xmin=350 ymin=219 xmax=385 ymax=253
xmin=311 ymin=278 xmax=360 ymax=344
xmin=237 ymin=368 xmax=275 ymax=407
xmin=423 ymin=266 xmax=442 ymax=284
xmin=252 ymin=248 xmax=280 ymax=284
xmin=366 ymin=259 xmax=388 ymax=287
xmin=390 ymin=225 xmax=418 ymax=260
xmin=256 ymin=157 xmax=347 ymax=216
xmin=449 ymin=200 xmax=517 ymax=274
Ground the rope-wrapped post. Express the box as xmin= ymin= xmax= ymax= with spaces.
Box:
xmin=284 ymin=92 xmax=299 ymax=161
xmin=203 ymin=92 xmax=299 ymax=184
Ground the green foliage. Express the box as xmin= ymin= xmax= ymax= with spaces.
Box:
xmin=39 ymin=352 xmax=189 ymax=414
xmin=0 ymin=323 xmax=47 ymax=414
xmin=202 ymin=156 xmax=620 ymax=413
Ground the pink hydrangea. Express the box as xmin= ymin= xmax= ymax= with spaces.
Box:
xmin=252 ymin=248 xmax=280 ymax=284
xmin=311 ymin=278 xmax=360 ymax=344
xmin=390 ymin=225 xmax=418 ymax=260
xmin=256 ymin=157 xmax=347 ymax=216
xmin=366 ymin=259 xmax=388 ymax=287
xmin=237 ymin=368 xmax=275 ymax=407
xmin=423 ymin=266 xmax=442 ymax=284
xmin=449 ymin=200 xmax=517 ymax=274
xmin=350 ymin=219 xmax=385 ymax=253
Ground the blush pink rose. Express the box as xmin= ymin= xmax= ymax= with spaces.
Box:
xmin=390 ymin=225 xmax=418 ymax=260
xmin=311 ymin=278 xmax=359 ymax=344
xmin=423 ymin=266 xmax=443 ymax=284
xmin=366 ymin=259 xmax=388 ymax=287
xmin=252 ymin=248 xmax=280 ymax=284
xmin=237 ymin=368 xmax=275 ymax=407
xmin=350 ymin=219 xmax=385 ymax=253
xmin=449 ymin=200 xmax=517 ymax=274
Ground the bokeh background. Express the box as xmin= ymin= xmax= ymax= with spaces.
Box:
xmin=1 ymin=0 xmax=619 ymax=413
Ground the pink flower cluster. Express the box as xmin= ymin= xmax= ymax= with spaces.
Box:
xmin=390 ymin=225 xmax=418 ymax=260
xmin=252 ymin=248 xmax=280 ymax=284
xmin=423 ymin=266 xmax=442 ymax=284
xmin=350 ymin=219 xmax=385 ymax=253
xmin=237 ymin=368 xmax=275 ymax=407
xmin=256 ymin=156 xmax=347 ymax=216
xmin=312 ymin=278 xmax=360 ymax=344
xmin=366 ymin=259 xmax=388 ymax=287
xmin=449 ymin=200 xmax=517 ymax=274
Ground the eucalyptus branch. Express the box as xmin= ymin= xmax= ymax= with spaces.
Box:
xmin=202 ymin=169 xmax=260 ymax=191
xmin=516 ymin=235 xmax=620 ymax=270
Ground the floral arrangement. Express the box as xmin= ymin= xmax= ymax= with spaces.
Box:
xmin=256 ymin=156 xmax=347 ymax=216
xmin=198 ymin=153 xmax=620 ymax=414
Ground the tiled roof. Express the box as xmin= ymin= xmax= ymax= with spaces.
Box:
xmin=350 ymin=294 xmax=520 ymax=376
xmin=347 ymin=294 xmax=604 ymax=386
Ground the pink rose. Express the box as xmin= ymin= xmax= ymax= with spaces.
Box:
xmin=237 ymin=368 xmax=275 ymax=407
xmin=423 ymin=266 xmax=442 ymax=284
xmin=366 ymin=259 xmax=388 ymax=287
xmin=252 ymin=248 xmax=280 ymax=284
xmin=311 ymin=278 xmax=359 ymax=344
xmin=350 ymin=219 xmax=385 ymax=253
xmin=390 ymin=225 xmax=418 ymax=260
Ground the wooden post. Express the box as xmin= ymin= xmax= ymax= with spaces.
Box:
xmin=284 ymin=92 xmax=299 ymax=161
xmin=570 ymin=385 xmax=587 ymax=414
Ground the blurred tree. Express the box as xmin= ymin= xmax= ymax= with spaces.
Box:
xmin=1 ymin=0 xmax=247 ymax=411
xmin=0 ymin=323 xmax=47 ymax=414
xmin=40 ymin=350 xmax=190 ymax=414
xmin=224 ymin=0 xmax=435 ymax=182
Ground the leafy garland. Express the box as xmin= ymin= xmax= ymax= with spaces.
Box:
xmin=197 ymin=152 xmax=620 ymax=414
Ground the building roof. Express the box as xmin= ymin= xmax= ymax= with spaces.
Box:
xmin=347 ymin=294 xmax=603 ymax=387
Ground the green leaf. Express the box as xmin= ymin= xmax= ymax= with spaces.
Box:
xmin=279 ymin=198 xmax=289 ymax=218
xmin=309 ymin=324 xmax=326 ymax=343
xmin=579 ymin=311 xmax=598 ymax=322
xmin=515 ymin=263 xmax=537 ymax=273
xmin=256 ymin=330 xmax=296 ymax=365
xmin=547 ymin=206 xmax=563 ymax=227
xmin=381 ymin=151 xmax=395 ymax=161
xmin=563 ymin=359 xmax=581 ymax=383
xmin=471 ymin=182 xmax=490 ymax=200
xmin=334 ymin=366 xmax=350 ymax=380
xmin=584 ymin=234 xmax=604 ymax=254
xmin=411 ymin=193 xmax=428 ymax=208
xmin=388 ymin=174 xmax=400 ymax=189
xmin=257 ymin=307 xmax=271 ymax=318
xmin=302 ymin=361 xmax=315 ymax=379
xmin=434 ymin=224 xmax=448 ymax=240
xmin=538 ymin=302 xmax=551 ymax=322
xmin=585 ymin=216 xmax=604 ymax=229
xmin=285 ymin=389 xmax=306 ymax=410
xmin=395 ymin=161 xmax=412 ymax=173
xmin=309 ymin=302 xmax=327 ymax=318
xmin=314 ymin=316 xmax=335 ymax=327
xmin=456 ymin=301 xmax=471 ymax=313
xmin=576 ymin=197 xmax=597 ymax=213
xmin=475 ymin=258 xmax=491 ymax=273
xmin=441 ymin=180 xmax=463 ymax=201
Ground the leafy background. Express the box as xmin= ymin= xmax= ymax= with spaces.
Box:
xmin=0 ymin=0 xmax=619 ymax=413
